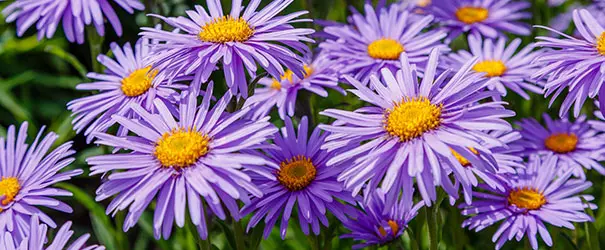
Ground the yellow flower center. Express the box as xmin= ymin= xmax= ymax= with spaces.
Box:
xmin=154 ymin=128 xmax=210 ymax=169
xmin=277 ymin=155 xmax=316 ymax=191
xmin=596 ymin=32 xmax=605 ymax=55
xmin=198 ymin=16 xmax=254 ymax=43
xmin=455 ymin=6 xmax=489 ymax=24
xmin=121 ymin=66 xmax=157 ymax=97
xmin=544 ymin=133 xmax=578 ymax=154
xmin=378 ymin=220 xmax=400 ymax=237
xmin=507 ymin=187 xmax=546 ymax=210
xmin=367 ymin=39 xmax=405 ymax=60
xmin=269 ymin=65 xmax=314 ymax=90
xmin=384 ymin=97 xmax=442 ymax=142
xmin=450 ymin=147 xmax=479 ymax=167
xmin=473 ymin=60 xmax=507 ymax=77
xmin=0 ymin=177 xmax=20 ymax=208
xmin=303 ymin=65 xmax=314 ymax=77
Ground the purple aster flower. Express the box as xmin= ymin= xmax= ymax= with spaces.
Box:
xmin=461 ymin=156 xmax=595 ymax=250
xmin=87 ymin=83 xmax=277 ymax=239
xmin=3 ymin=0 xmax=144 ymax=44
xmin=447 ymin=130 xmax=524 ymax=204
xmin=515 ymin=114 xmax=605 ymax=178
xmin=244 ymin=54 xmax=344 ymax=119
xmin=549 ymin=4 xmax=605 ymax=37
xmin=241 ymin=117 xmax=357 ymax=239
xmin=341 ymin=189 xmax=424 ymax=249
xmin=68 ymin=38 xmax=189 ymax=143
xmin=534 ymin=9 xmax=605 ymax=117
xmin=0 ymin=122 xmax=82 ymax=242
xmin=319 ymin=3 xmax=447 ymax=83
xmin=427 ymin=0 xmax=531 ymax=40
xmin=140 ymin=0 xmax=314 ymax=97
xmin=319 ymin=48 xmax=515 ymax=207
xmin=446 ymin=35 xmax=543 ymax=99
xmin=0 ymin=215 xmax=104 ymax=250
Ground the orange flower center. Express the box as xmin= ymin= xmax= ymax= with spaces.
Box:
xmin=277 ymin=155 xmax=316 ymax=191
xmin=544 ymin=133 xmax=578 ymax=154
xmin=508 ymin=187 xmax=546 ymax=210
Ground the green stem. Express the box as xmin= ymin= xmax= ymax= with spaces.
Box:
xmin=307 ymin=234 xmax=320 ymax=250
xmin=86 ymin=26 xmax=104 ymax=73
xmin=233 ymin=220 xmax=247 ymax=250
xmin=426 ymin=205 xmax=438 ymax=250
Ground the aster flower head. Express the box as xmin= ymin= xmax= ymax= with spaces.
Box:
xmin=242 ymin=116 xmax=357 ymax=239
xmin=320 ymin=48 xmax=515 ymax=207
xmin=0 ymin=123 xmax=82 ymax=243
xmin=534 ymin=9 xmax=605 ymax=117
xmin=3 ymin=0 xmax=144 ymax=44
xmin=0 ymin=215 xmax=104 ymax=250
xmin=446 ymin=35 xmax=543 ymax=99
xmin=87 ymin=83 xmax=277 ymax=240
xmin=68 ymin=38 xmax=188 ymax=143
xmin=341 ymin=189 xmax=423 ymax=249
xmin=140 ymin=0 xmax=314 ymax=97
xmin=244 ymin=54 xmax=345 ymax=119
xmin=428 ymin=0 xmax=531 ymax=40
xmin=447 ymin=130 xmax=524 ymax=204
xmin=515 ymin=114 xmax=605 ymax=177
xmin=319 ymin=2 xmax=447 ymax=83
xmin=461 ymin=156 xmax=596 ymax=250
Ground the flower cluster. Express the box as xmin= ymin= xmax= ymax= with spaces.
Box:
xmin=3 ymin=0 xmax=605 ymax=250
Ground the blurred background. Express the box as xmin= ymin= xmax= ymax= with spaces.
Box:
xmin=0 ymin=0 xmax=604 ymax=249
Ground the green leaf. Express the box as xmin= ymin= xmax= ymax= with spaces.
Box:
xmin=56 ymin=183 xmax=119 ymax=249
xmin=49 ymin=111 xmax=75 ymax=146
xmin=91 ymin=213 xmax=119 ymax=250
xmin=0 ymin=71 xmax=36 ymax=90
xmin=0 ymin=88 xmax=32 ymax=121
xmin=137 ymin=211 xmax=172 ymax=250
xmin=44 ymin=45 xmax=89 ymax=78
xmin=582 ymin=197 xmax=600 ymax=250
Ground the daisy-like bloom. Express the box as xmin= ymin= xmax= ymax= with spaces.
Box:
xmin=241 ymin=117 xmax=357 ymax=239
xmin=461 ymin=156 xmax=596 ymax=250
xmin=447 ymin=130 xmax=524 ymax=204
xmin=319 ymin=3 xmax=447 ymax=83
xmin=68 ymin=38 xmax=188 ymax=143
xmin=0 ymin=215 xmax=104 ymax=250
xmin=446 ymin=35 xmax=543 ymax=99
xmin=320 ymin=48 xmax=515 ymax=207
xmin=140 ymin=0 xmax=314 ymax=97
xmin=515 ymin=114 xmax=605 ymax=177
xmin=0 ymin=123 xmax=82 ymax=242
xmin=341 ymin=189 xmax=423 ymax=249
xmin=244 ymin=54 xmax=344 ymax=119
xmin=87 ymin=83 xmax=277 ymax=239
xmin=3 ymin=0 xmax=144 ymax=44
xmin=534 ymin=9 xmax=605 ymax=117
xmin=428 ymin=0 xmax=531 ymax=40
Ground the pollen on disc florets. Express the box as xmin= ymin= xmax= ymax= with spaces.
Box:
xmin=473 ymin=60 xmax=507 ymax=77
xmin=367 ymin=38 xmax=405 ymax=60
xmin=121 ymin=66 xmax=157 ymax=97
xmin=455 ymin=6 xmax=489 ymax=24
xmin=154 ymin=128 xmax=210 ymax=169
xmin=378 ymin=220 xmax=400 ymax=238
xmin=544 ymin=132 xmax=578 ymax=154
xmin=198 ymin=16 xmax=254 ymax=43
xmin=384 ymin=97 xmax=442 ymax=142
xmin=507 ymin=187 xmax=546 ymax=210
xmin=277 ymin=155 xmax=316 ymax=191
xmin=596 ymin=32 xmax=605 ymax=55
xmin=0 ymin=177 xmax=20 ymax=208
